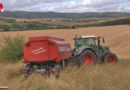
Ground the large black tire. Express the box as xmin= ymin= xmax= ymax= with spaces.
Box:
xmin=77 ymin=50 xmax=96 ymax=66
xmin=103 ymin=53 xmax=118 ymax=64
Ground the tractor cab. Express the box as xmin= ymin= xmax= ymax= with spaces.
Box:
xmin=74 ymin=35 xmax=97 ymax=48
xmin=74 ymin=35 xmax=108 ymax=53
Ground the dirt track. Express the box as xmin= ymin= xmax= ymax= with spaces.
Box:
xmin=0 ymin=25 xmax=130 ymax=59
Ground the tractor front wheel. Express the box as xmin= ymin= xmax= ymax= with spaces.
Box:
xmin=103 ymin=53 xmax=118 ymax=64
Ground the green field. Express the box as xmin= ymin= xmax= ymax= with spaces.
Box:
xmin=0 ymin=17 xmax=130 ymax=31
xmin=0 ymin=18 xmax=75 ymax=31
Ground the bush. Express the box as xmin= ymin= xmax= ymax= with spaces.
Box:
xmin=5 ymin=19 xmax=16 ymax=23
xmin=95 ymin=18 xmax=130 ymax=27
xmin=24 ymin=22 xmax=50 ymax=30
xmin=0 ymin=35 xmax=25 ymax=61
xmin=2 ymin=25 xmax=10 ymax=31
xmin=0 ymin=24 xmax=10 ymax=31
xmin=57 ymin=25 xmax=73 ymax=29
xmin=11 ymin=23 xmax=24 ymax=31
xmin=72 ymin=26 xmax=76 ymax=29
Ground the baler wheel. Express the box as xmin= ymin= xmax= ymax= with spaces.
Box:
xmin=53 ymin=64 xmax=61 ymax=78
xmin=24 ymin=63 xmax=31 ymax=78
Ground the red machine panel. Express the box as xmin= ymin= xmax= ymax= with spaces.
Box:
xmin=24 ymin=36 xmax=72 ymax=63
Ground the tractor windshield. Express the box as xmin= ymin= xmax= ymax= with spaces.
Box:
xmin=75 ymin=38 xmax=96 ymax=47
xmin=75 ymin=39 xmax=83 ymax=47
xmin=83 ymin=38 xmax=96 ymax=45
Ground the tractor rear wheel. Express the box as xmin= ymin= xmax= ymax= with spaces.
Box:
xmin=78 ymin=50 xmax=96 ymax=66
xmin=103 ymin=53 xmax=118 ymax=64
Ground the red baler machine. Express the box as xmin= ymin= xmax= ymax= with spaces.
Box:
xmin=24 ymin=36 xmax=72 ymax=78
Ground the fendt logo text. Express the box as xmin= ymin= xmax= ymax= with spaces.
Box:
xmin=0 ymin=3 xmax=4 ymax=13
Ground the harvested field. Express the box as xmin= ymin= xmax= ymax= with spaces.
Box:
xmin=0 ymin=25 xmax=130 ymax=90
xmin=0 ymin=25 xmax=130 ymax=59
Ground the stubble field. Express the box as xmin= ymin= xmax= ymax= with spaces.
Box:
xmin=0 ymin=25 xmax=130 ymax=90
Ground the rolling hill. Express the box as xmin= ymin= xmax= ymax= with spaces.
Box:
xmin=0 ymin=11 xmax=130 ymax=19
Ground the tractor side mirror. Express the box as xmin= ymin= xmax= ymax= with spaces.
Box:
xmin=103 ymin=38 xmax=105 ymax=43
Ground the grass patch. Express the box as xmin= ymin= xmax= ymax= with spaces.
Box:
xmin=0 ymin=35 xmax=25 ymax=62
xmin=7 ymin=68 xmax=23 ymax=80
xmin=0 ymin=59 xmax=130 ymax=90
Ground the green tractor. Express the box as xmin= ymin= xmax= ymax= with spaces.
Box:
xmin=72 ymin=35 xmax=118 ymax=66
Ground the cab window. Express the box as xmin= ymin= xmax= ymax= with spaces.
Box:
xmin=75 ymin=39 xmax=83 ymax=47
xmin=83 ymin=38 xmax=95 ymax=45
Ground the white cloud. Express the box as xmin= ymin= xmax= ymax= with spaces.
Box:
xmin=80 ymin=0 xmax=123 ymax=6
xmin=60 ymin=0 xmax=130 ymax=12
xmin=63 ymin=1 xmax=76 ymax=9
xmin=2 ymin=0 xmax=66 ymax=9
xmin=1 ymin=0 xmax=130 ymax=12
xmin=77 ymin=0 xmax=124 ymax=12
xmin=118 ymin=6 xmax=130 ymax=12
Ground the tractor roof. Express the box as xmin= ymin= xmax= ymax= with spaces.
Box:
xmin=75 ymin=35 xmax=96 ymax=39
xmin=81 ymin=35 xmax=96 ymax=38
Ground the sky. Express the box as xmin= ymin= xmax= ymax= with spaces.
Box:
xmin=1 ymin=0 xmax=130 ymax=12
